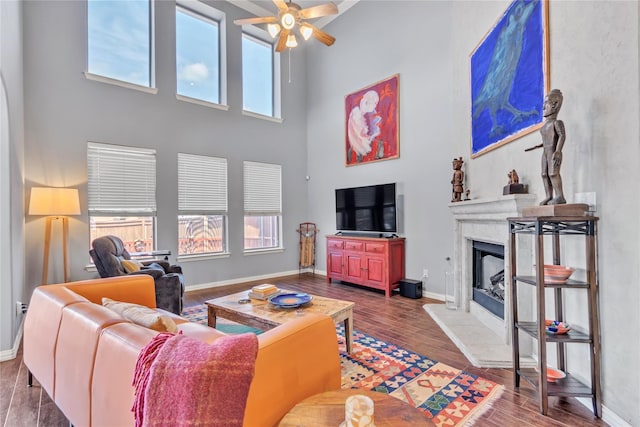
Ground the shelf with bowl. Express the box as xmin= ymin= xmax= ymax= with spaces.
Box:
xmin=508 ymin=215 xmax=602 ymax=417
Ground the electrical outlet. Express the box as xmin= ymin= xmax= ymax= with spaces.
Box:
xmin=16 ymin=301 xmax=27 ymax=315
xmin=423 ymin=269 xmax=429 ymax=278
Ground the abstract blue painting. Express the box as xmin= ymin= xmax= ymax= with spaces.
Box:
xmin=470 ymin=0 xmax=549 ymax=158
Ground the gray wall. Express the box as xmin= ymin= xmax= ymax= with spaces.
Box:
xmin=0 ymin=0 xmax=25 ymax=355
xmin=306 ymin=1 xmax=455 ymax=294
xmin=307 ymin=0 xmax=639 ymax=424
xmin=22 ymin=0 xmax=309 ymax=291
xmin=450 ymin=1 xmax=639 ymax=424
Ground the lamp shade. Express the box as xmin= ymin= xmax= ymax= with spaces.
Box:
xmin=29 ymin=187 xmax=81 ymax=216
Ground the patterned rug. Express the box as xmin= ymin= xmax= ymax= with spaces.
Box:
xmin=182 ymin=304 xmax=503 ymax=426
xmin=337 ymin=326 xmax=503 ymax=426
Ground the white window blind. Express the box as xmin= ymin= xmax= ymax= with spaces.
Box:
xmin=178 ymin=153 xmax=227 ymax=214
xmin=243 ymin=161 xmax=281 ymax=214
xmin=87 ymin=142 xmax=156 ymax=214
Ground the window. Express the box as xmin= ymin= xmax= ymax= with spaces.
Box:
xmin=178 ymin=153 xmax=228 ymax=256
xmin=176 ymin=2 xmax=226 ymax=105
xmin=243 ymin=161 xmax=282 ymax=251
xmin=87 ymin=0 xmax=154 ymax=88
xmin=87 ymin=142 xmax=157 ymax=254
xmin=242 ymin=32 xmax=280 ymax=118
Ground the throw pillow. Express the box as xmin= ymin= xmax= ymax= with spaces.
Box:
xmin=102 ymin=297 xmax=178 ymax=333
xmin=121 ymin=259 xmax=144 ymax=273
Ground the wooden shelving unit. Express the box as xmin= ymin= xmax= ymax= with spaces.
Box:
xmin=508 ymin=215 xmax=602 ymax=417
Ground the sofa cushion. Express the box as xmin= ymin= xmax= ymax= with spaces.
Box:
xmin=102 ymin=298 xmax=177 ymax=333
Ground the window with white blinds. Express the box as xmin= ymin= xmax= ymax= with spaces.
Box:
xmin=178 ymin=153 xmax=227 ymax=214
xmin=87 ymin=141 xmax=157 ymax=255
xmin=243 ymin=161 xmax=282 ymax=251
xmin=243 ymin=161 xmax=281 ymax=214
xmin=87 ymin=142 xmax=157 ymax=214
xmin=178 ymin=153 xmax=228 ymax=256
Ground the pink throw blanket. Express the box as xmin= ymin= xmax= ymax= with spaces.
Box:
xmin=133 ymin=332 xmax=258 ymax=427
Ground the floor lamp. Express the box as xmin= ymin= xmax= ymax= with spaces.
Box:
xmin=29 ymin=187 xmax=81 ymax=284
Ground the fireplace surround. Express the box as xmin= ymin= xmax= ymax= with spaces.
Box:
xmin=426 ymin=195 xmax=538 ymax=367
xmin=472 ymin=240 xmax=505 ymax=319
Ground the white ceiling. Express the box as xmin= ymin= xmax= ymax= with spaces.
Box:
xmin=227 ymin=0 xmax=360 ymax=28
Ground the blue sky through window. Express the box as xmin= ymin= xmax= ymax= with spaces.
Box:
xmin=176 ymin=8 xmax=220 ymax=104
xmin=88 ymin=0 xmax=151 ymax=87
xmin=242 ymin=35 xmax=273 ymax=117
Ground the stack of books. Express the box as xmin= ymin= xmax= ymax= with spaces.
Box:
xmin=248 ymin=284 xmax=280 ymax=300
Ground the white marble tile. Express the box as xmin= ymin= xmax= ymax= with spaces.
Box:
xmin=424 ymin=303 xmax=535 ymax=368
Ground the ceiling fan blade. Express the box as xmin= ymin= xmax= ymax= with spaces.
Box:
xmin=234 ymin=16 xmax=277 ymax=26
xmin=307 ymin=23 xmax=336 ymax=46
xmin=275 ymin=29 xmax=290 ymax=52
xmin=273 ymin=0 xmax=289 ymax=12
xmin=298 ymin=2 xmax=338 ymax=20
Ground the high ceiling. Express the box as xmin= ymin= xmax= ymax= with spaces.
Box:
xmin=227 ymin=0 xmax=359 ymax=29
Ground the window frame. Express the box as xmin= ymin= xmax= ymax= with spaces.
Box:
xmin=85 ymin=0 xmax=157 ymax=94
xmin=177 ymin=153 xmax=229 ymax=259
xmin=241 ymin=28 xmax=282 ymax=122
xmin=175 ymin=0 xmax=228 ymax=110
xmin=87 ymin=142 xmax=158 ymax=260
xmin=243 ymin=161 xmax=283 ymax=253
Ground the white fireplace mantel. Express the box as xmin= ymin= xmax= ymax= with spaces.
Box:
xmin=448 ymin=194 xmax=538 ymax=220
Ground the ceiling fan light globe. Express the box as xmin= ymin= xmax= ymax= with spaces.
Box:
xmin=281 ymin=12 xmax=296 ymax=30
xmin=299 ymin=24 xmax=313 ymax=40
xmin=286 ymin=33 xmax=298 ymax=48
xmin=267 ymin=23 xmax=281 ymax=38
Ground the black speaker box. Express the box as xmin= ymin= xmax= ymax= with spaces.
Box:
xmin=399 ymin=279 xmax=422 ymax=299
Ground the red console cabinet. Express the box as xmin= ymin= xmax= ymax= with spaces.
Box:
xmin=326 ymin=235 xmax=405 ymax=297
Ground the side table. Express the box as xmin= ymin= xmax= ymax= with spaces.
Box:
xmin=278 ymin=389 xmax=433 ymax=426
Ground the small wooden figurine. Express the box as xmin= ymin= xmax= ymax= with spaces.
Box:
xmin=503 ymin=168 xmax=527 ymax=195
xmin=451 ymin=157 xmax=464 ymax=202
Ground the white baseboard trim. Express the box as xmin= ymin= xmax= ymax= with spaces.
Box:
xmin=422 ymin=290 xmax=445 ymax=301
xmin=576 ymin=398 xmax=630 ymax=427
xmin=0 ymin=317 xmax=24 ymax=362
xmin=185 ymin=269 xmax=318 ymax=292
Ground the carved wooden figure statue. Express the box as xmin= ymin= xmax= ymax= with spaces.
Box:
xmin=451 ymin=157 xmax=464 ymax=202
xmin=508 ymin=169 xmax=519 ymax=185
xmin=525 ymin=89 xmax=567 ymax=205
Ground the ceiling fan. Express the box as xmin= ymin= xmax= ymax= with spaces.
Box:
xmin=234 ymin=0 xmax=338 ymax=52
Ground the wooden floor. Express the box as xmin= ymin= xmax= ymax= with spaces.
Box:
xmin=1 ymin=274 xmax=608 ymax=426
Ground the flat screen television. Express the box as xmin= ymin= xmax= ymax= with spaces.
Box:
xmin=335 ymin=183 xmax=397 ymax=233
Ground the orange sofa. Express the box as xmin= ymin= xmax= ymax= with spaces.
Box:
xmin=23 ymin=275 xmax=341 ymax=427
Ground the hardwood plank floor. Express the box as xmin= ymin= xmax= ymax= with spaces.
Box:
xmin=1 ymin=274 xmax=608 ymax=426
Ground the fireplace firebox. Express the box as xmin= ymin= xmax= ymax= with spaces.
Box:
xmin=472 ymin=241 xmax=505 ymax=319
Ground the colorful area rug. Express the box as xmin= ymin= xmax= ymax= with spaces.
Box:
xmin=182 ymin=304 xmax=503 ymax=426
xmin=337 ymin=326 xmax=503 ymax=426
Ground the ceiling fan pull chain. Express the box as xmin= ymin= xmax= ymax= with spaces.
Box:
xmin=288 ymin=49 xmax=292 ymax=83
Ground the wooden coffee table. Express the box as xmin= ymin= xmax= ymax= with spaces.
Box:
xmin=278 ymin=389 xmax=433 ymax=426
xmin=205 ymin=289 xmax=355 ymax=353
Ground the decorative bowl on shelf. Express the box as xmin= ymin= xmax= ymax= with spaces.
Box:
xmin=543 ymin=264 xmax=575 ymax=283
xmin=545 ymin=320 xmax=571 ymax=334
xmin=535 ymin=366 xmax=567 ymax=382
xmin=545 ymin=367 xmax=566 ymax=383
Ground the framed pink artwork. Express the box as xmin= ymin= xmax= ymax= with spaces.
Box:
xmin=345 ymin=74 xmax=399 ymax=166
